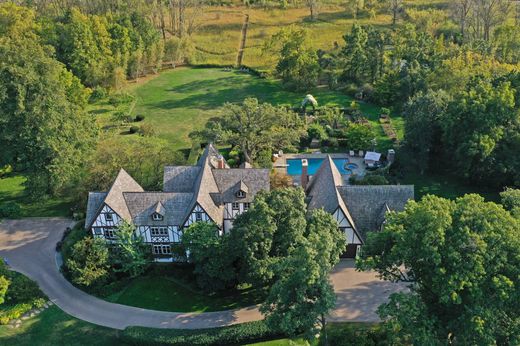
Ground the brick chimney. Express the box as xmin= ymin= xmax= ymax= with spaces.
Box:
xmin=301 ymin=159 xmax=309 ymax=190
xmin=217 ymin=155 xmax=225 ymax=169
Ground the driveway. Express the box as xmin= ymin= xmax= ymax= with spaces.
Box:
xmin=0 ymin=218 xmax=406 ymax=330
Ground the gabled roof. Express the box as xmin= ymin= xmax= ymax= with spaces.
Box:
xmin=103 ymin=169 xmax=144 ymax=222
xmin=306 ymin=156 xmax=359 ymax=236
xmin=163 ymin=166 xmax=201 ymax=192
xmin=238 ymin=180 xmax=249 ymax=194
xmin=85 ymin=192 xmax=107 ymax=228
xmin=306 ymin=156 xmax=343 ymax=212
xmin=212 ymin=169 xmax=270 ymax=203
xmin=85 ymin=169 xmax=144 ymax=229
xmin=152 ymin=201 xmax=166 ymax=216
xmin=124 ymin=192 xmax=193 ymax=226
xmin=337 ymin=185 xmax=414 ymax=239
xmin=184 ymin=144 xmax=224 ymax=225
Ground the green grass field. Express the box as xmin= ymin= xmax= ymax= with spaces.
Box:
xmin=191 ymin=1 xmax=450 ymax=70
xmin=105 ymin=274 xmax=264 ymax=313
xmin=0 ymin=306 xmax=119 ymax=346
xmin=92 ymin=66 xmax=400 ymax=153
xmin=0 ymin=175 xmax=73 ymax=218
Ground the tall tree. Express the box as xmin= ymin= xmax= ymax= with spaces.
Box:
xmin=182 ymin=222 xmax=237 ymax=291
xmin=0 ymin=5 xmax=97 ymax=196
xmin=231 ymin=188 xmax=308 ymax=287
xmin=403 ymin=90 xmax=451 ymax=174
xmin=358 ymin=194 xmax=520 ymax=344
xmin=191 ymin=98 xmax=305 ymax=164
xmin=260 ymin=209 xmax=344 ymax=343
xmin=270 ymin=27 xmax=320 ymax=91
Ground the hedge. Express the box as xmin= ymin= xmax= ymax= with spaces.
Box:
xmin=121 ymin=320 xmax=283 ymax=346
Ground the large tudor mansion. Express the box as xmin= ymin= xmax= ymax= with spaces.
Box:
xmin=85 ymin=144 xmax=414 ymax=260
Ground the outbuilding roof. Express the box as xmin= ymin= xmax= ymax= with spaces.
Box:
xmin=364 ymin=151 xmax=381 ymax=161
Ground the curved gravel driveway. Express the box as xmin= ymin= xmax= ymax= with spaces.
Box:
xmin=0 ymin=218 xmax=406 ymax=330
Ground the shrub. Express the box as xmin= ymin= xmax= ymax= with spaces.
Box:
xmin=33 ymin=297 xmax=46 ymax=309
xmin=349 ymin=175 xmax=389 ymax=185
xmin=0 ymin=164 xmax=12 ymax=177
xmin=60 ymin=223 xmax=88 ymax=266
xmin=323 ymin=137 xmax=339 ymax=147
xmin=135 ymin=114 xmax=145 ymax=122
xmin=0 ymin=303 xmax=32 ymax=325
xmin=0 ymin=202 xmax=22 ymax=218
xmin=322 ymin=323 xmax=389 ymax=346
xmin=122 ymin=320 xmax=283 ymax=346
xmin=307 ymin=123 xmax=328 ymax=141
xmin=89 ymin=86 xmax=108 ymax=103
xmin=380 ymin=107 xmax=391 ymax=116
xmin=6 ymin=274 xmax=44 ymax=303
xmin=129 ymin=126 xmax=140 ymax=134
xmin=66 ymin=237 xmax=110 ymax=287
xmin=138 ymin=124 xmax=156 ymax=137
xmin=109 ymin=92 xmax=134 ymax=107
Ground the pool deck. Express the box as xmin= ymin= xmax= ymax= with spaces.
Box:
xmin=274 ymin=153 xmax=366 ymax=184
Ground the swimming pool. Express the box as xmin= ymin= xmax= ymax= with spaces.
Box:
xmin=286 ymin=158 xmax=352 ymax=175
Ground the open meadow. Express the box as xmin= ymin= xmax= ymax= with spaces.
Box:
xmin=191 ymin=0 xmax=451 ymax=70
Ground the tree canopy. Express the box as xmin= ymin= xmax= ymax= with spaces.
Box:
xmin=190 ymin=98 xmax=305 ymax=165
xmin=0 ymin=5 xmax=98 ymax=196
xmin=358 ymin=193 xmax=520 ymax=344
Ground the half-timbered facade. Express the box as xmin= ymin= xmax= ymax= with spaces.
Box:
xmin=85 ymin=144 xmax=270 ymax=262
xmin=305 ymin=156 xmax=414 ymax=258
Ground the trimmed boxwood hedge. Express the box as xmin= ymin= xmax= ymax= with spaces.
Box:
xmin=121 ymin=320 xmax=283 ymax=346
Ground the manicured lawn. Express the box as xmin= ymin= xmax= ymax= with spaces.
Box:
xmin=92 ymin=67 xmax=398 ymax=153
xmin=105 ymin=273 xmax=264 ymax=313
xmin=0 ymin=306 xmax=119 ymax=346
xmin=0 ymin=174 xmax=72 ymax=218
xmin=400 ymin=171 xmax=501 ymax=202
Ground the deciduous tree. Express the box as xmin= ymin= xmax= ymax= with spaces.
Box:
xmin=358 ymin=194 xmax=520 ymax=344
xmin=182 ymin=222 xmax=237 ymax=291
xmin=113 ymin=222 xmax=151 ymax=278
xmin=66 ymin=237 xmax=110 ymax=287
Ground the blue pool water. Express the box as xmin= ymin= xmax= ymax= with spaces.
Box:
xmin=287 ymin=158 xmax=352 ymax=175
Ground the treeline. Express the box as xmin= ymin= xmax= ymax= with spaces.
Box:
xmin=327 ymin=23 xmax=520 ymax=189
xmin=0 ymin=3 xmax=191 ymax=200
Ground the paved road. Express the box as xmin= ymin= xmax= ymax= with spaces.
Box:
xmin=0 ymin=218 xmax=406 ymax=330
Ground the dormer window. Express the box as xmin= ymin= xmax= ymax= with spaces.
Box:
xmin=152 ymin=213 xmax=163 ymax=221
xmin=236 ymin=190 xmax=246 ymax=198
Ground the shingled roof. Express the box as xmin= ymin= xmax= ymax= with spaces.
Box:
xmin=123 ymin=192 xmax=193 ymax=226
xmin=182 ymin=145 xmax=225 ymax=225
xmin=338 ymin=185 xmax=414 ymax=239
xmin=306 ymin=156 xmax=358 ymax=232
xmin=102 ymin=169 xmax=144 ymax=221
xmin=85 ymin=192 xmax=107 ymax=228
xmin=212 ymin=169 xmax=270 ymax=203
xmin=85 ymin=144 xmax=270 ymax=230
xmin=163 ymin=166 xmax=200 ymax=192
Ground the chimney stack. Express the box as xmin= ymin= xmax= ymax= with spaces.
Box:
xmin=301 ymin=159 xmax=309 ymax=190
xmin=217 ymin=155 xmax=225 ymax=169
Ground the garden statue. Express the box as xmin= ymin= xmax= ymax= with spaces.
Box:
xmin=301 ymin=94 xmax=318 ymax=112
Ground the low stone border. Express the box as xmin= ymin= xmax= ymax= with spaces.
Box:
xmin=7 ymin=301 xmax=54 ymax=329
